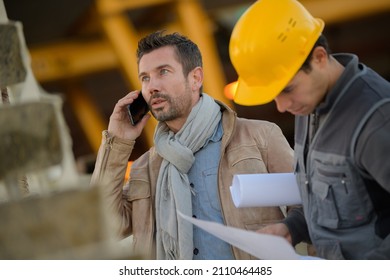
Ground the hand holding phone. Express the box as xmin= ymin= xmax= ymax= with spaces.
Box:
xmin=127 ymin=92 xmax=149 ymax=126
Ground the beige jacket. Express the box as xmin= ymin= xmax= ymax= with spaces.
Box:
xmin=91 ymin=101 xmax=294 ymax=259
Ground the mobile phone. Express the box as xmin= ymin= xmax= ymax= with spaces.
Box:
xmin=127 ymin=92 xmax=149 ymax=125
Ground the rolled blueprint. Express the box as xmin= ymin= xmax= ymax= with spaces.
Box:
xmin=230 ymin=173 xmax=302 ymax=207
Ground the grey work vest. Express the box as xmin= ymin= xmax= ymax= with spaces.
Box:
xmin=294 ymin=64 xmax=390 ymax=259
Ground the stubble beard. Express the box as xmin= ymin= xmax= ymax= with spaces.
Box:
xmin=151 ymin=82 xmax=192 ymax=122
xmin=151 ymin=94 xmax=180 ymax=122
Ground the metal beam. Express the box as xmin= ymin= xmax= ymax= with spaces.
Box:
xmin=29 ymin=40 xmax=117 ymax=83
xmin=65 ymin=82 xmax=108 ymax=154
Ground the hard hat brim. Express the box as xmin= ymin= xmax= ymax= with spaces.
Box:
xmin=233 ymin=77 xmax=284 ymax=106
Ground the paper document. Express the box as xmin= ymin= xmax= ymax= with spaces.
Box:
xmin=178 ymin=211 xmax=300 ymax=260
xmin=230 ymin=173 xmax=301 ymax=208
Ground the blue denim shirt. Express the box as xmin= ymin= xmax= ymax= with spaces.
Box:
xmin=188 ymin=120 xmax=234 ymax=260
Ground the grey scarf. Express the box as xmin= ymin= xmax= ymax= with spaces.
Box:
xmin=154 ymin=93 xmax=221 ymax=259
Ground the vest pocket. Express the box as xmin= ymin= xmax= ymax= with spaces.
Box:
xmin=311 ymin=163 xmax=372 ymax=229
xmin=311 ymin=181 xmax=339 ymax=228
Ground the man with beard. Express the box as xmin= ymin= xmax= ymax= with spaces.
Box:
xmin=91 ymin=31 xmax=294 ymax=260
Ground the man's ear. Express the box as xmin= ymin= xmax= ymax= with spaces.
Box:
xmin=191 ymin=66 xmax=203 ymax=91
xmin=312 ymin=46 xmax=328 ymax=68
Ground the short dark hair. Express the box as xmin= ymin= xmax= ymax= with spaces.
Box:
xmin=300 ymin=34 xmax=331 ymax=72
xmin=136 ymin=30 xmax=203 ymax=78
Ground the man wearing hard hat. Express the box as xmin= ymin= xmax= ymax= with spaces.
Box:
xmin=229 ymin=0 xmax=390 ymax=259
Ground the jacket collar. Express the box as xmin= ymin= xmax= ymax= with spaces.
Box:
xmin=317 ymin=53 xmax=362 ymax=114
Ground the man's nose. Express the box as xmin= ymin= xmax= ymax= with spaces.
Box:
xmin=144 ymin=80 xmax=159 ymax=97
xmin=274 ymin=96 xmax=289 ymax=113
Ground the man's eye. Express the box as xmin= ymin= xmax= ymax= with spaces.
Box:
xmin=160 ymin=69 xmax=169 ymax=75
xmin=282 ymin=86 xmax=293 ymax=94
xmin=141 ymin=76 xmax=150 ymax=82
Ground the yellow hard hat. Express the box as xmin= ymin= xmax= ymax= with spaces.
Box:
xmin=229 ymin=0 xmax=324 ymax=106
